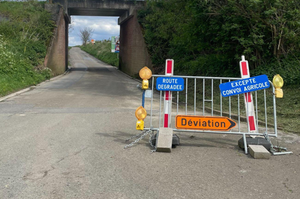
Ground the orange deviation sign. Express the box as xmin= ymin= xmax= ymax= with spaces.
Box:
xmin=175 ymin=115 xmax=236 ymax=131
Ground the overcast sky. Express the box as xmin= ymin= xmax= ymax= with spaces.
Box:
xmin=69 ymin=16 xmax=120 ymax=46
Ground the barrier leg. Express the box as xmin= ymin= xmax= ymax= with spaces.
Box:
xmin=243 ymin=134 xmax=248 ymax=154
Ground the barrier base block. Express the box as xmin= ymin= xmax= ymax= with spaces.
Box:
xmin=152 ymin=133 xmax=180 ymax=148
xmin=249 ymin=145 xmax=271 ymax=159
xmin=156 ymin=128 xmax=173 ymax=152
xmin=238 ymin=137 xmax=271 ymax=151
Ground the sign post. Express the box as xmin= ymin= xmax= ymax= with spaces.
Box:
xmin=111 ymin=36 xmax=120 ymax=53
xmin=111 ymin=36 xmax=115 ymax=53
xmin=163 ymin=59 xmax=174 ymax=128
xmin=156 ymin=59 xmax=175 ymax=152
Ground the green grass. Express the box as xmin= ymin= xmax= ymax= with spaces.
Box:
xmin=274 ymin=85 xmax=300 ymax=133
xmin=80 ymin=41 xmax=119 ymax=67
xmin=0 ymin=1 xmax=54 ymax=97
xmin=0 ymin=73 xmax=47 ymax=96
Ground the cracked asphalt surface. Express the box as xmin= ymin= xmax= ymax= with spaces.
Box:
xmin=0 ymin=47 xmax=300 ymax=199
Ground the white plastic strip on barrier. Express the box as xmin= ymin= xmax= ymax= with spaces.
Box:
xmin=163 ymin=59 xmax=174 ymax=128
xmin=240 ymin=56 xmax=257 ymax=133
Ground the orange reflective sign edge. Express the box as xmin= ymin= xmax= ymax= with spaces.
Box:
xmin=175 ymin=115 xmax=237 ymax=131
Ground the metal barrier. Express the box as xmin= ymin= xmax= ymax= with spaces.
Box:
xmin=142 ymin=75 xmax=278 ymax=154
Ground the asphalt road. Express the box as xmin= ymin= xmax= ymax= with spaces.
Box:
xmin=0 ymin=47 xmax=300 ymax=199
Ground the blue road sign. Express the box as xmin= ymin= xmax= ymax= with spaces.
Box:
xmin=219 ymin=75 xmax=270 ymax=97
xmin=156 ymin=77 xmax=184 ymax=91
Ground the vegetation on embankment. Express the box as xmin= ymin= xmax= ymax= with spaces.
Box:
xmin=137 ymin=0 xmax=299 ymax=133
xmin=138 ymin=0 xmax=300 ymax=86
xmin=80 ymin=40 xmax=119 ymax=67
xmin=0 ymin=1 xmax=54 ymax=97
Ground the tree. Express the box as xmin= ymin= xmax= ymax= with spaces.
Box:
xmin=79 ymin=27 xmax=94 ymax=45
xmin=138 ymin=0 xmax=300 ymax=84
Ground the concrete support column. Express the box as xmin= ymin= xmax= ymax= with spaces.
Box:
xmin=44 ymin=7 xmax=67 ymax=76
xmin=65 ymin=16 xmax=69 ymax=71
xmin=119 ymin=9 xmax=152 ymax=76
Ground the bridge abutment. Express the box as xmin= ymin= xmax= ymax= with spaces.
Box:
xmin=119 ymin=9 xmax=152 ymax=76
xmin=44 ymin=4 xmax=69 ymax=76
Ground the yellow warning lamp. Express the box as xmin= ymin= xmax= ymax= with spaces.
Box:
xmin=135 ymin=106 xmax=147 ymax=130
xmin=273 ymin=74 xmax=284 ymax=98
xmin=139 ymin=66 xmax=152 ymax=89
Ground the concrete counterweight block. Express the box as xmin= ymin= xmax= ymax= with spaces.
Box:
xmin=249 ymin=145 xmax=271 ymax=159
xmin=156 ymin=128 xmax=173 ymax=152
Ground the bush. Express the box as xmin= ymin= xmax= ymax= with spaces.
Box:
xmin=0 ymin=1 xmax=54 ymax=96
xmin=252 ymin=58 xmax=300 ymax=85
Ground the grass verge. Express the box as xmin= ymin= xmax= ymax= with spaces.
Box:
xmin=0 ymin=1 xmax=54 ymax=97
xmin=80 ymin=40 xmax=119 ymax=67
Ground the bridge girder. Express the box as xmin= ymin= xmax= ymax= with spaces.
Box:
xmin=51 ymin=0 xmax=145 ymax=18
